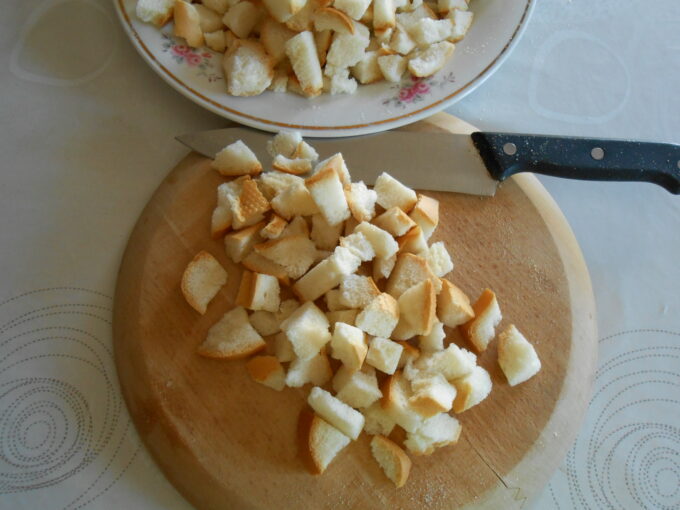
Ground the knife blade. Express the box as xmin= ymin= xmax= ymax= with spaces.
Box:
xmin=176 ymin=128 xmax=680 ymax=196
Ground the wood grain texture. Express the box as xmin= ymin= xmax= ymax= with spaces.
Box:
xmin=113 ymin=113 xmax=597 ymax=510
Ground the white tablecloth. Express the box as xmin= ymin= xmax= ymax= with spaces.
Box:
xmin=0 ymin=0 xmax=678 ymax=508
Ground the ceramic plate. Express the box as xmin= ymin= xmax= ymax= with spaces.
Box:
xmin=114 ymin=0 xmax=534 ymax=137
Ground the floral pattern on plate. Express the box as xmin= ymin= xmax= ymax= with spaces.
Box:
xmin=161 ymin=34 xmax=222 ymax=83
xmin=382 ymin=72 xmax=457 ymax=108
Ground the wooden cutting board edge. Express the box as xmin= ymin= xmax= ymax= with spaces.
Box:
xmin=112 ymin=112 xmax=598 ymax=510
xmin=404 ymin=113 xmax=599 ymax=508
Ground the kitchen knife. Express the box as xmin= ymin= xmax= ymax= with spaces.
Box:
xmin=176 ymin=128 xmax=680 ymax=196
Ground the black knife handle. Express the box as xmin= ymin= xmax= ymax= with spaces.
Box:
xmin=471 ymin=132 xmax=680 ymax=194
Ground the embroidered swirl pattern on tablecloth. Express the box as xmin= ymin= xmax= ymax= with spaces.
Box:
xmin=0 ymin=288 xmax=140 ymax=509
xmin=543 ymin=329 xmax=680 ymax=509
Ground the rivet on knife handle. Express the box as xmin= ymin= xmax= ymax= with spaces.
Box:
xmin=471 ymin=132 xmax=680 ymax=194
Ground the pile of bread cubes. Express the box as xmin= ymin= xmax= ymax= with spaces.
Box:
xmin=136 ymin=0 xmax=474 ymax=97
xmin=180 ymin=131 xmax=541 ymax=488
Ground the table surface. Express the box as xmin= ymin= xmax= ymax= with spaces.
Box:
xmin=0 ymin=1 xmax=678 ymax=509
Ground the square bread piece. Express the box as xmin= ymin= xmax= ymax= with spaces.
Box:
xmin=281 ymin=301 xmax=331 ymax=360
xmin=330 ymin=322 xmax=368 ymax=372
xmin=335 ymin=367 xmax=382 ymax=409
xmin=308 ymin=387 xmax=365 ymax=440
xmin=181 ymin=251 xmax=228 ymax=314
xmin=459 ymin=288 xmax=502 ymax=352
xmin=497 ymin=324 xmax=541 ymax=386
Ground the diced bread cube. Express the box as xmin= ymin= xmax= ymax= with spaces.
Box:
xmin=298 ymin=410 xmax=351 ymax=474
xmin=403 ymin=413 xmax=461 ymax=455
xmin=396 ymin=340 xmax=420 ymax=369
xmin=374 ymin=172 xmax=417 ymax=212
xmin=351 ymin=51 xmax=383 ymax=84
xmin=261 ymin=0 xmax=307 ymax=23
xmin=286 ymin=350 xmax=333 ymax=387
xmin=340 ymin=275 xmax=380 ymax=308
xmin=211 ymin=180 xmax=240 ymax=238
xmin=386 ymin=252 xmax=440 ymax=298
xmin=246 ymin=355 xmax=286 ymax=391
xmin=340 ymin=232 xmax=376 ymax=262
xmin=311 ymin=214 xmax=344 ymax=250
xmin=224 ymin=221 xmax=264 ymax=263
xmin=181 ymin=251 xmax=228 ymax=314
xmin=326 ymin=21 xmax=370 ymax=68
xmin=272 ymin=155 xmax=313 ymax=175
xmin=408 ymin=41 xmax=455 ymax=78
xmin=258 ymin=171 xmax=304 ymax=198
xmin=249 ymin=310 xmax=280 ymax=336
xmin=267 ymin=130 xmax=303 ymax=158
xmin=308 ymin=387 xmax=365 ymax=439
xmin=380 ymin=371 xmax=422 ymax=432
xmin=306 ymin=166 xmax=351 ymax=226
xmin=409 ymin=194 xmax=439 ymax=240
xmin=497 ymin=324 xmax=541 ymax=386
xmin=313 ymin=153 xmax=352 ymax=188
xmin=418 ymin=320 xmax=445 ymax=352
xmin=231 ymin=176 xmax=270 ymax=230
xmin=327 ymin=309 xmax=359 ymax=328
xmin=325 ymin=289 xmax=348 ymax=312
xmin=254 ymin=235 xmax=317 ymax=279
xmin=260 ymin=18 xmax=296 ymax=65
xmin=447 ymin=8 xmax=473 ymax=42
xmin=194 ymin=4 xmax=224 ymax=32
xmin=333 ymin=0 xmax=372 ymax=20
xmin=408 ymin=374 xmax=456 ymax=417
xmin=242 ymin=252 xmax=290 ymax=286
xmin=437 ymin=279 xmax=474 ymax=327
xmin=197 ymin=306 xmax=265 ymax=359
xmin=390 ymin=24 xmax=416 ymax=55
xmin=423 ymin=241 xmax=453 ymax=277
xmin=396 ymin=279 xmax=436 ymax=336
xmin=204 ymin=29 xmax=228 ymax=53
xmin=330 ymin=322 xmax=368 ymax=371
xmin=346 ymin=181 xmax=377 ymax=222
xmin=293 ymin=246 xmax=361 ymax=301
xmin=408 ymin=17 xmax=453 ymax=46
xmin=293 ymin=140 xmax=320 ymax=162
xmin=395 ymin=4 xmax=437 ymax=29
xmin=354 ymin=222 xmax=399 ymax=259
xmin=235 ymin=271 xmax=281 ymax=312
xmin=414 ymin=343 xmax=476 ymax=381
xmin=363 ymin=402 xmax=396 ymax=436
xmin=202 ymin=0 xmax=233 ymax=15
xmin=223 ymin=1 xmax=261 ymax=38
xmin=261 ymin=214 xmax=288 ymax=240
xmin=277 ymin=298 xmax=300 ymax=321
xmin=366 ymin=337 xmax=404 ymax=375
xmin=281 ymin=301 xmax=332 ymax=359
xmin=314 ymin=6 xmax=355 ymax=33
xmin=459 ymin=289 xmax=501 ymax=352
xmin=274 ymin=331 xmax=295 ymax=362
xmin=373 ymin=207 xmax=416 ymax=237
xmin=373 ymin=253 xmax=397 ymax=281
xmin=271 ymin=182 xmax=320 ymax=218
xmin=336 ymin=367 xmax=382 ymax=408
xmin=373 ymin=0 xmax=396 ymax=30
xmin=136 ymin=0 xmax=174 ymax=26
xmin=370 ymin=435 xmax=412 ymax=488
xmin=355 ymin=293 xmax=400 ymax=338
xmin=286 ymin=31 xmax=324 ymax=97
xmin=281 ymin=216 xmax=310 ymax=238
xmin=452 ymin=365 xmax=492 ymax=413
xmin=223 ymin=40 xmax=273 ymax=96
xmin=397 ymin=225 xmax=428 ymax=254
xmin=174 ymin=0 xmax=204 ymax=47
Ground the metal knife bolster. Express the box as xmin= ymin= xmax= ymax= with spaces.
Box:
xmin=177 ymin=128 xmax=499 ymax=196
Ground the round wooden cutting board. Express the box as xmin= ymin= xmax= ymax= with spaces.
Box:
xmin=113 ymin=113 xmax=597 ymax=510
